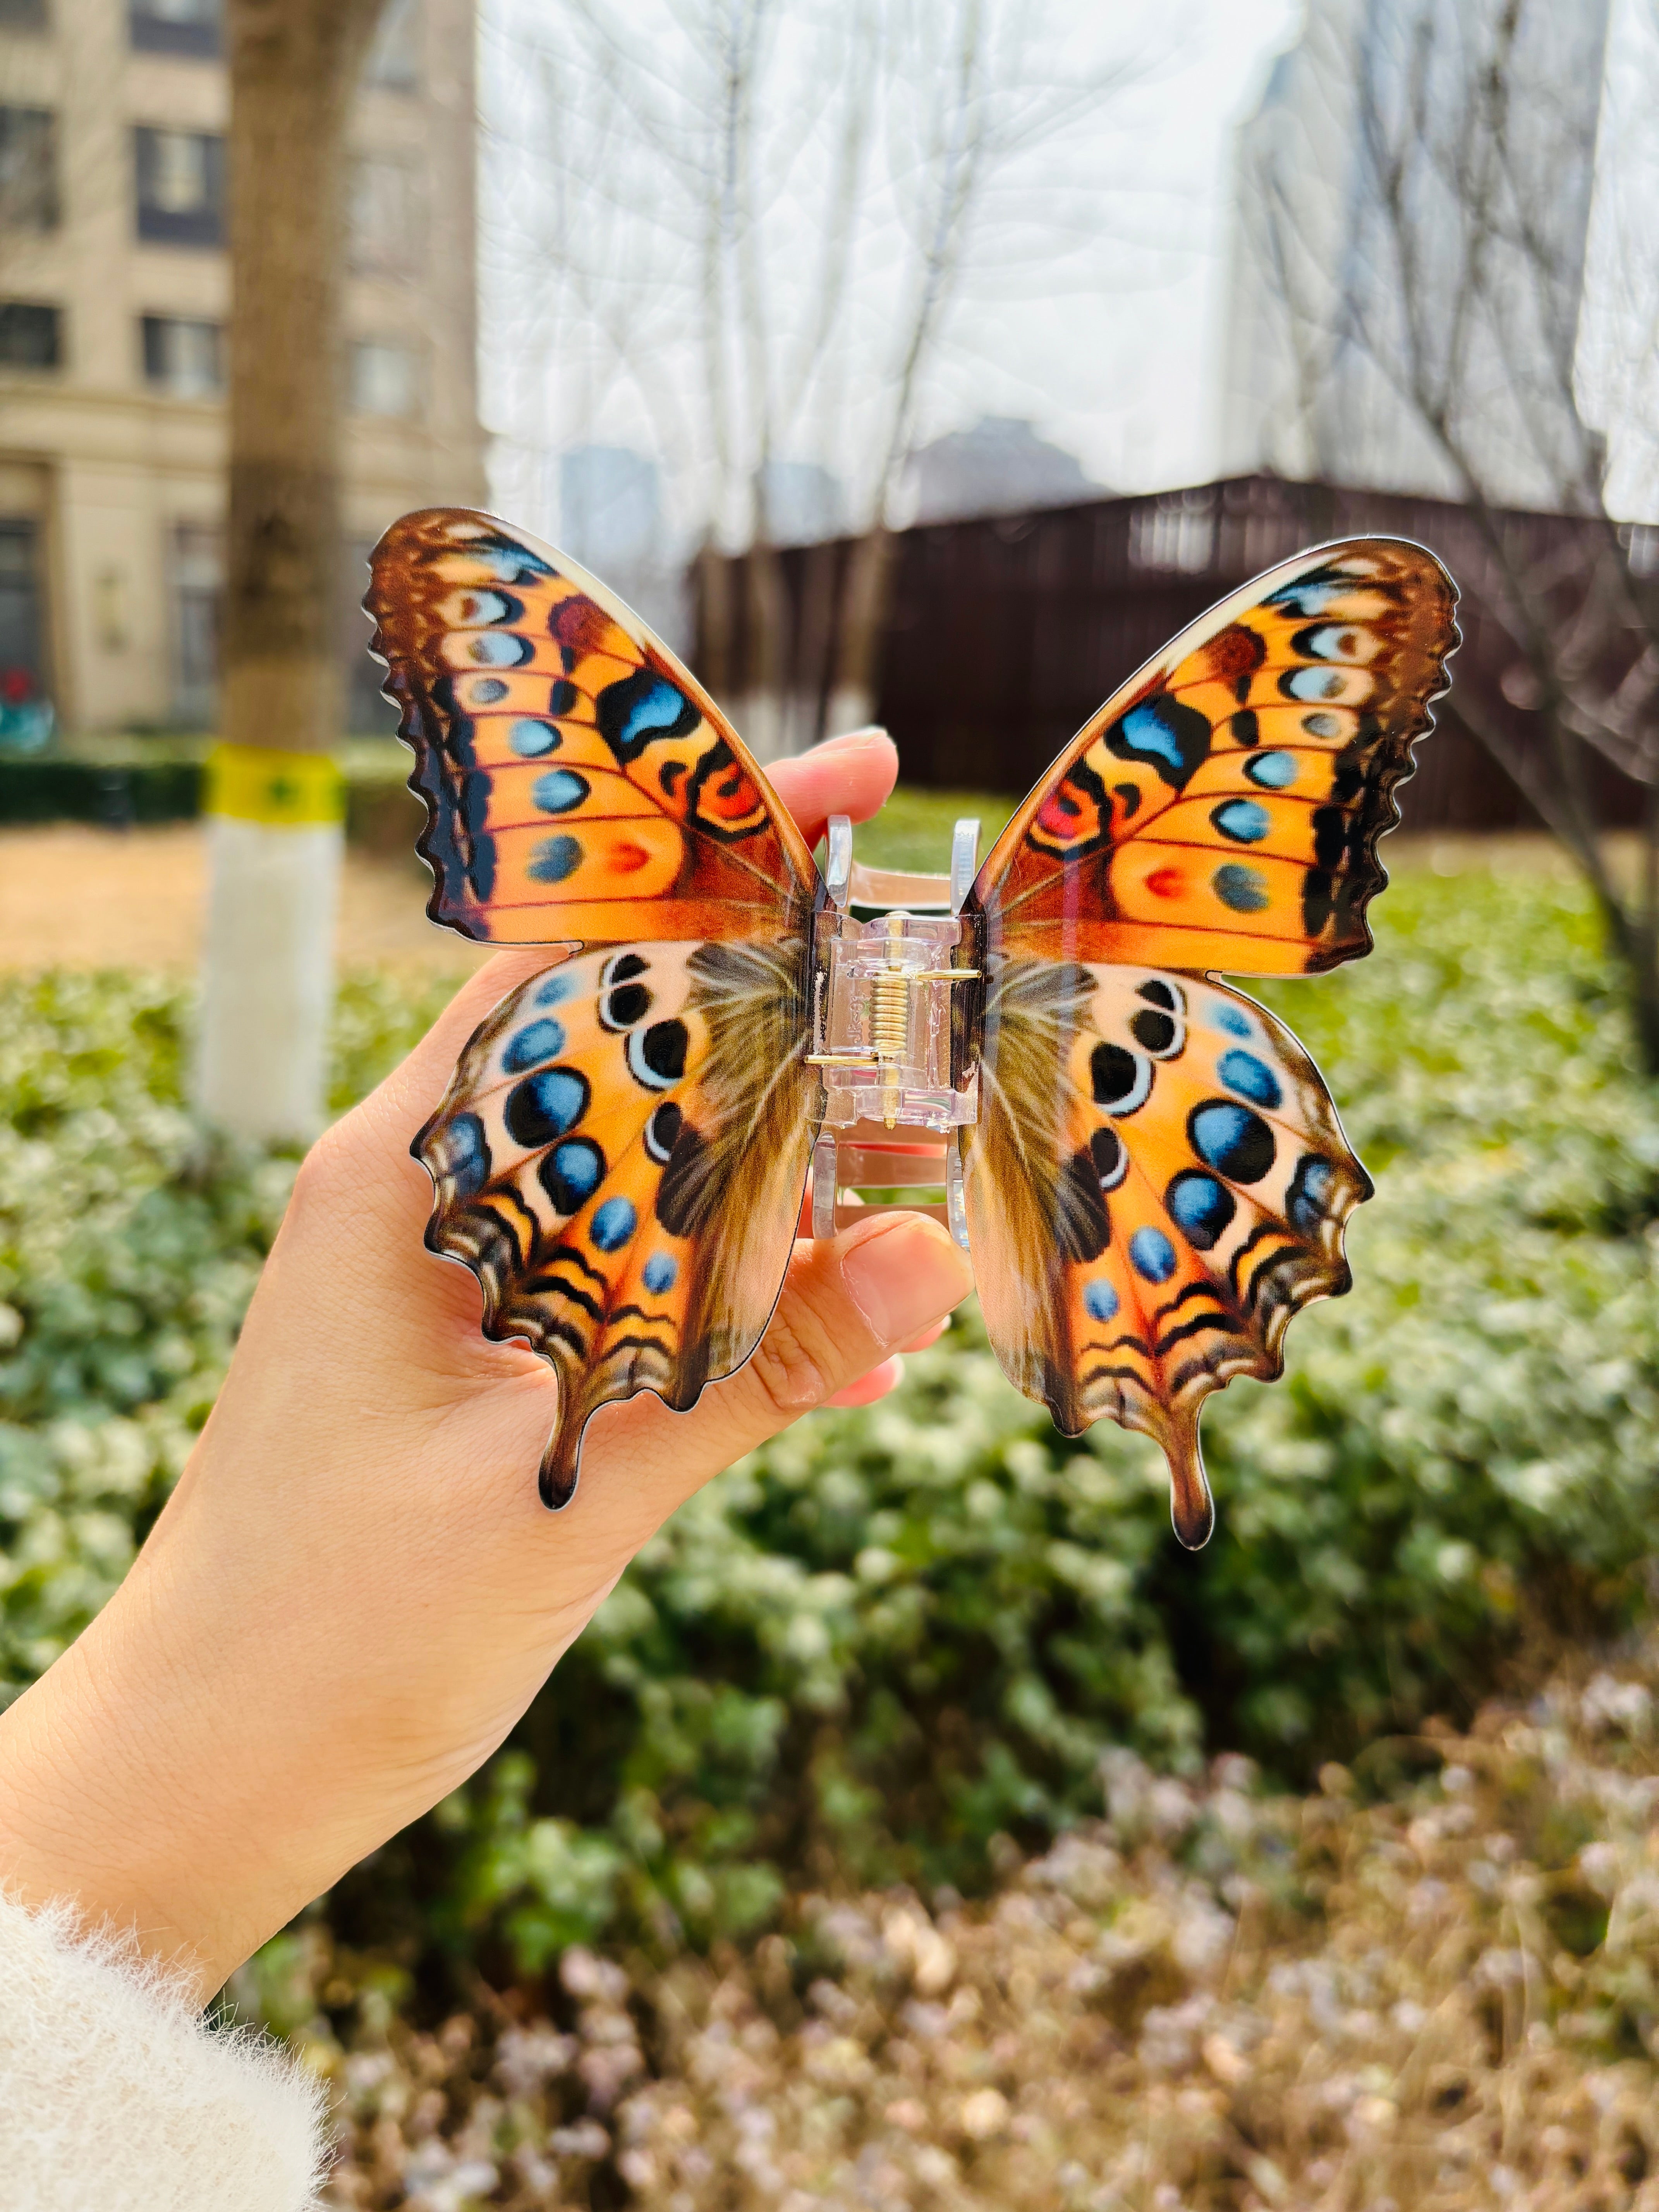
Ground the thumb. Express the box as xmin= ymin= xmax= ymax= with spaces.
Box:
xmin=562 ymin=1211 xmax=974 ymax=1535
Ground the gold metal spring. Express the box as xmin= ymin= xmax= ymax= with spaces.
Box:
xmin=871 ymin=969 xmax=909 ymax=1059
xmin=874 ymin=915 xmax=909 ymax=1125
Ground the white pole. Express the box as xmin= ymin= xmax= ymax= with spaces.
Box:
xmin=195 ymin=743 xmax=344 ymax=1143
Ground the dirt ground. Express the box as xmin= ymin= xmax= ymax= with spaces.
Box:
xmin=0 ymin=825 xmax=491 ymax=973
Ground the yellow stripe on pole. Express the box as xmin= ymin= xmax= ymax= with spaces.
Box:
xmin=204 ymin=742 xmax=345 ymax=828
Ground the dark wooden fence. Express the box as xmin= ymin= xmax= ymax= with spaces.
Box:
xmin=693 ymin=473 xmax=1646 ymax=833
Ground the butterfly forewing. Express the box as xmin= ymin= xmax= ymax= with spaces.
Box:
xmin=962 ymin=537 xmax=1456 ymax=1540
xmin=371 ymin=509 xmax=823 ymax=1500
xmin=970 ymin=539 xmax=1458 ymax=975
xmin=367 ymin=508 xmax=818 ymax=946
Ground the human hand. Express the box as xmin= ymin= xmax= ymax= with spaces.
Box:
xmin=0 ymin=729 xmax=975 ymax=2002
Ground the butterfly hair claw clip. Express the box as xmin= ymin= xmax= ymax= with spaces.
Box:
xmin=367 ymin=510 xmax=1457 ymax=1547
xmin=807 ymin=814 xmax=982 ymax=1247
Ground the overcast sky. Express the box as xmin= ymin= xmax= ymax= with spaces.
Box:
xmin=481 ymin=0 xmax=1304 ymax=529
xmin=900 ymin=0 xmax=1302 ymax=495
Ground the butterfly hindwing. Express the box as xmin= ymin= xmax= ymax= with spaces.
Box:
xmin=416 ymin=938 xmax=819 ymax=1503
xmin=366 ymin=508 xmax=817 ymax=947
xmin=963 ymin=961 xmax=1370 ymax=1546
xmin=969 ymin=538 xmax=1458 ymax=975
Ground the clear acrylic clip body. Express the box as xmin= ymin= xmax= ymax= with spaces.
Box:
xmin=809 ymin=813 xmax=980 ymax=1250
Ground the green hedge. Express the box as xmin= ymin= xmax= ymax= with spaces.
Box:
xmin=0 ymin=857 xmax=1656 ymax=1993
xmin=0 ymin=740 xmax=422 ymax=850
xmin=0 ymin=756 xmax=205 ymax=826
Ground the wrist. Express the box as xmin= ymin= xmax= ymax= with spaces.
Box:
xmin=0 ymin=1585 xmax=225 ymax=1999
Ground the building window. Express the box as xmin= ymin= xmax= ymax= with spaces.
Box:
xmin=0 ymin=108 xmax=58 ymax=231
xmin=142 ymin=314 xmax=222 ymax=397
xmin=0 ymin=302 xmax=60 ymax=369
xmin=130 ymin=0 xmax=218 ymax=54
xmin=134 ymin=128 xmax=225 ymax=248
xmin=171 ymin=522 xmax=220 ymax=727
xmin=0 ymin=520 xmax=48 ymax=733
xmin=349 ymin=338 xmax=419 ymax=418
xmin=348 ymin=156 xmax=420 ymax=275
xmin=361 ymin=0 xmax=419 ymax=90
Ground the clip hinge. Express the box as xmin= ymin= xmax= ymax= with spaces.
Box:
xmin=809 ymin=814 xmax=982 ymax=1152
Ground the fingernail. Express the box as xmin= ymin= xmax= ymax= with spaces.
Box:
xmin=841 ymin=1218 xmax=971 ymax=1348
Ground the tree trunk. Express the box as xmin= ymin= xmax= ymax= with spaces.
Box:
xmin=826 ymin=524 xmax=894 ymax=739
xmin=694 ymin=541 xmax=735 ymax=705
xmin=197 ymin=0 xmax=386 ymax=1142
xmin=795 ymin=538 xmax=840 ymax=748
xmin=736 ymin=537 xmax=790 ymax=765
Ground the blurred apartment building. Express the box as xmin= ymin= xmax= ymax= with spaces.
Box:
xmin=0 ymin=0 xmax=483 ymax=733
xmin=1220 ymin=0 xmax=1612 ymax=510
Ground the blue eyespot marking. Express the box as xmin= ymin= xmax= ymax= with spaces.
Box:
xmin=542 ymin=1138 xmax=603 ymax=1213
xmin=1218 ymin=1048 xmax=1283 ymax=1110
xmin=532 ymin=768 xmax=589 ymax=815
xmin=1245 ymin=750 xmax=1299 ymax=789
xmin=1304 ymin=623 xmax=1364 ymax=661
xmin=505 ymin=1066 xmax=589 ymax=1149
xmin=1083 ymin=1279 xmax=1120 ymax=1323
xmin=467 ymin=631 xmax=530 ymax=668
xmin=467 ymin=676 xmax=508 ymax=705
xmin=534 ymin=970 xmax=574 ymax=1008
xmin=642 ymin=1251 xmax=678 ymax=1295
xmin=596 ymin=672 xmax=699 ymax=761
xmin=444 ymin=1112 xmax=489 ymax=1199
xmin=1129 ymin=1228 xmax=1177 ymax=1283
xmin=1166 ymin=1171 xmax=1237 ymax=1251
xmin=1212 ymin=863 xmax=1270 ymax=913
xmin=1120 ymin=701 xmax=1189 ymax=774
xmin=1190 ymin=1100 xmax=1276 ymax=1183
xmin=458 ymin=589 xmax=512 ymax=625
xmin=1212 ymin=798 xmax=1271 ymax=844
xmin=1212 ymin=1001 xmax=1254 ymax=1038
xmin=1284 ymin=666 xmax=1346 ymax=702
xmin=629 ymin=678 xmax=687 ymax=736
xmin=592 ymin=1196 xmax=637 ymax=1252
xmin=1271 ymin=580 xmax=1345 ymax=617
xmin=502 ymin=1018 xmax=565 ymax=1074
xmin=1301 ymin=712 xmax=1342 ymax=738
xmin=476 ymin=543 xmax=551 ymax=583
xmin=1288 ymin=1155 xmax=1335 ymax=1233
xmin=528 ymin=834 xmax=582 ymax=884
xmin=508 ymin=718 xmax=559 ymax=757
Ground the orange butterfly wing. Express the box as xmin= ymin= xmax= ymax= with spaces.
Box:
xmin=969 ymin=538 xmax=1458 ymax=975
xmin=960 ymin=538 xmax=1458 ymax=1541
xmin=366 ymin=507 xmax=817 ymax=946
xmin=368 ymin=509 xmax=824 ymax=1500
xmin=414 ymin=938 xmax=816 ymax=1504
xmin=965 ymin=963 xmax=1371 ymax=1545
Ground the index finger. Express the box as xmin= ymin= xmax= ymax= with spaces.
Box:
xmin=765 ymin=726 xmax=897 ymax=851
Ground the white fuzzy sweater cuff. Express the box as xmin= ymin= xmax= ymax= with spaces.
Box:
xmin=0 ymin=1889 xmax=329 ymax=2212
